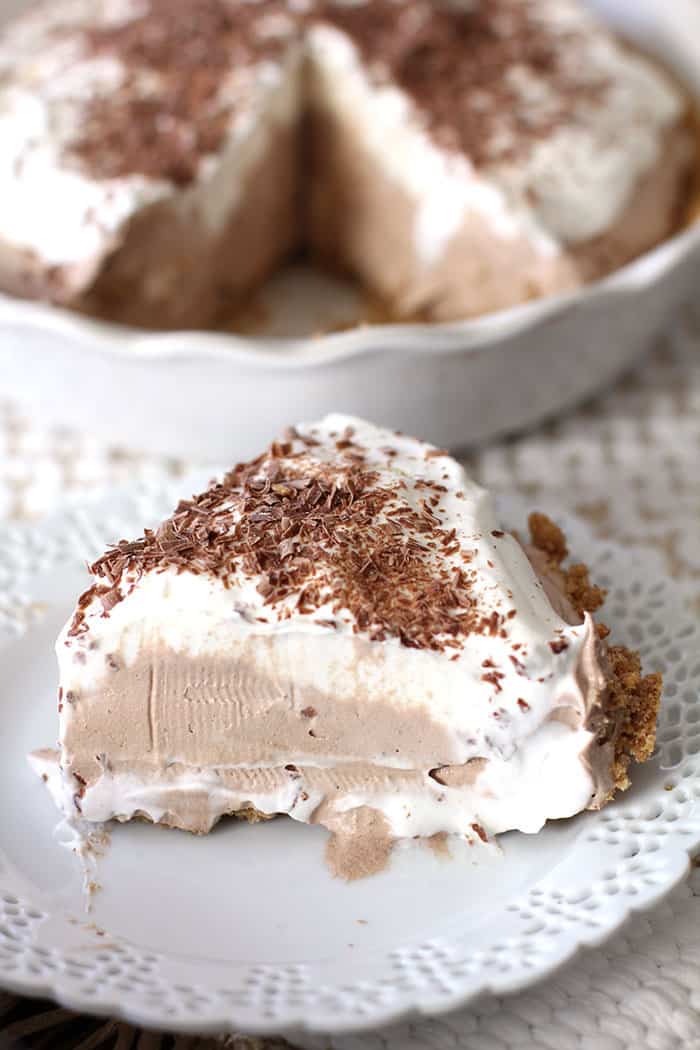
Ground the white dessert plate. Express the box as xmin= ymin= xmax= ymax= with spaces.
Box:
xmin=1 ymin=0 xmax=700 ymax=461
xmin=1 ymin=475 xmax=699 ymax=1038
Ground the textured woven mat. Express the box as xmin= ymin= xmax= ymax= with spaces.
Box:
xmin=2 ymin=300 xmax=700 ymax=1049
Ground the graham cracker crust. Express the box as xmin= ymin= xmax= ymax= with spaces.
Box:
xmin=528 ymin=512 xmax=662 ymax=799
xmin=126 ymin=805 xmax=274 ymax=831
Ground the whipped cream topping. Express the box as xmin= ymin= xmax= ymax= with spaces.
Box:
xmin=32 ymin=416 xmax=616 ymax=877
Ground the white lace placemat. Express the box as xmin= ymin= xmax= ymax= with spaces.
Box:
xmin=1 ymin=300 xmax=700 ymax=1049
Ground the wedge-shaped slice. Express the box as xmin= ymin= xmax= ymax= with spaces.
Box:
xmin=31 ymin=416 xmax=660 ymax=878
xmin=0 ymin=0 xmax=304 ymax=329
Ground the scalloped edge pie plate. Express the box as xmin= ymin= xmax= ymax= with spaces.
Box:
xmin=1 ymin=3 xmax=700 ymax=461
xmin=0 ymin=474 xmax=699 ymax=1038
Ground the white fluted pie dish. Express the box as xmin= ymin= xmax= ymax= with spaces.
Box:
xmin=0 ymin=0 xmax=699 ymax=461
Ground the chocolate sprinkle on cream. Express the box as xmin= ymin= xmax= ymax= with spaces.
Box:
xmin=69 ymin=432 xmax=510 ymax=653
xmin=471 ymin=822 xmax=488 ymax=843
xmin=317 ymin=0 xmax=609 ymax=166
xmin=71 ymin=0 xmax=292 ymax=184
xmin=63 ymin=0 xmax=612 ymax=185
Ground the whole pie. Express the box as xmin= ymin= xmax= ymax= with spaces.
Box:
xmin=31 ymin=416 xmax=661 ymax=878
xmin=0 ymin=0 xmax=695 ymax=329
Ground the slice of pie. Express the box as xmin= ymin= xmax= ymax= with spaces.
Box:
xmin=31 ymin=416 xmax=661 ymax=878
xmin=0 ymin=0 xmax=305 ymax=330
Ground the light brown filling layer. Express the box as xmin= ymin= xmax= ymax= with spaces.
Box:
xmin=62 ymin=639 xmax=462 ymax=788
